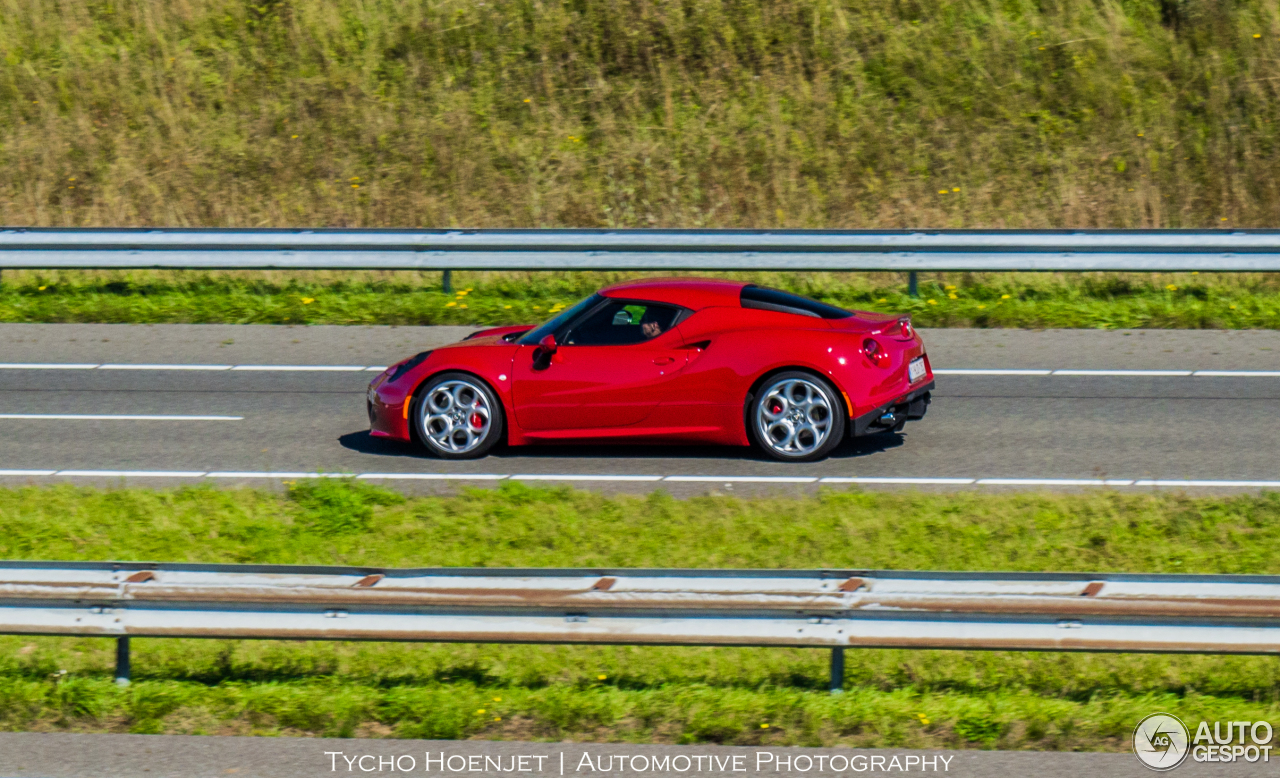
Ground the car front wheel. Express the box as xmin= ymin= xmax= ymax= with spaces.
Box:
xmin=749 ymin=371 xmax=847 ymax=462
xmin=412 ymin=372 xmax=504 ymax=459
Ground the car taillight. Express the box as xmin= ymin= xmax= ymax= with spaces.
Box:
xmin=899 ymin=319 xmax=913 ymax=338
xmin=863 ymin=338 xmax=891 ymax=368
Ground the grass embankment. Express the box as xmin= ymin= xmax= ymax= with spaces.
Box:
xmin=4 ymin=481 xmax=1280 ymax=748
xmin=4 ymin=0 xmax=1280 ymax=230
xmin=4 ymin=269 xmax=1280 ymax=329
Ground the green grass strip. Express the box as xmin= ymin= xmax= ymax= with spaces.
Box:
xmin=3 ymin=270 xmax=1280 ymax=328
xmin=3 ymin=481 xmax=1280 ymax=747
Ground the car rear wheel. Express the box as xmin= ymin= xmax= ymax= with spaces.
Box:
xmin=749 ymin=371 xmax=846 ymax=462
xmin=413 ymin=372 xmax=504 ymax=459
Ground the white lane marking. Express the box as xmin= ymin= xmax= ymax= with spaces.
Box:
xmin=663 ymin=475 xmax=819 ymax=483
xmin=230 ymin=365 xmax=368 ymax=372
xmin=0 ymin=364 xmax=391 ymax=371
xmin=510 ymin=474 xmax=665 ymax=482
xmin=0 ymin=471 xmax=1276 ymax=488
xmin=0 ymin=414 xmax=242 ymax=421
xmin=55 ymin=470 xmax=208 ymax=477
xmin=1051 ymin=369 xmax=1194 ymax=377
xmin=99 ymin=364 xmax=234 ymax=371
xmin=820 ymin=476 xmax=977 ymax=485
xmin=1133 ymin=479 xmax=1280 ymax=488
xmin=3 ymin=363 xmax=1280 ymax=376
xmin=976 ymin=478 xmax=1109 ymax=486
xmin=205 ymin=472 xmax=352 ymax=479
xmin=356 ymin=473 xmax=508 ymax=480
xmin=932 ymin=369 xmax=1052 ymax=376
xmin=0 ymin=363 xmax=99 ymax=370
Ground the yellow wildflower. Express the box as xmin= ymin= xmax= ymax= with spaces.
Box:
xmin=927 ymin=299 xmax=937 ymax=305
xmin=761 ymin=724 xmax=770 ymax=729
xmin=446 ymin=302 xmax=457 ymax=308
xmin=1166 ymin=285 xmax=1178 ymax=291
xmin=597 ymin=674 xmax=607 ymax=680
xmin=300 ymin=297 xmax=314 ymax=304
xmin=1001 ymin=294 xmax=1011 ymax=299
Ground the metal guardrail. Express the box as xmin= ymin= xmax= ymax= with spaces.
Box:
xmin=5 ymin=228 xmax=1280 ymax=271
xmin=6 ymin=561 xmax=1280 ymax=690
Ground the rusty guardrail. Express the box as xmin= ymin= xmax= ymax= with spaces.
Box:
xmin=5 ymin=562 xmax=1280 ymax=690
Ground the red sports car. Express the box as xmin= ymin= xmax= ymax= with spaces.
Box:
xmin=367 ymin=278 xmax=933 ymax=462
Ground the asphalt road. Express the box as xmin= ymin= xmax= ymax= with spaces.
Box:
xmin=2 ymin=323 xmax=1280 ymax=494
xmin=0 ymin=732 xmax=1264 ymax=778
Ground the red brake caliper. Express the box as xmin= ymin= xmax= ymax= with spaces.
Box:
xmin=470 ymin=412 xmax=484 ymax=429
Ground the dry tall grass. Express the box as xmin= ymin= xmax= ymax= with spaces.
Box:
xmin=3 ymin=0 xmax=1280 ymax=228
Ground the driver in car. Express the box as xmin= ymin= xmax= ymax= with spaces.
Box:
xmin=640 ymin=309 xmax=664 ymax=339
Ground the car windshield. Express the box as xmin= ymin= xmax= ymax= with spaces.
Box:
xmin=518 ymin=294 xmax=603 ymax=344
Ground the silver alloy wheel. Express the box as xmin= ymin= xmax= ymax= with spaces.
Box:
xmin=421 ymin=379 xmax=493 ymax=454
xmin=756 ymin=377 xmax=834 ymax=458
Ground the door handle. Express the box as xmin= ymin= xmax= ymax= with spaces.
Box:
xmin=653 ymin=356 xmax=675 ymax=365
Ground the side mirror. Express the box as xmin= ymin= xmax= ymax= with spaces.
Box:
xmin=532 ymin=334 xmax=558 ymax=371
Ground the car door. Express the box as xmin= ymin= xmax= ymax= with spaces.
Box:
xmin=512 ymin=299 xmax=690 ymax=431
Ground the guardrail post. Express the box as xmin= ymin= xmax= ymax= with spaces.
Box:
xmin=442 ymin=270 xmax=454 ymax=294
xmin=907 ymin=271 xmax=919 ymax=298
xmin=829 ymin=647 xmax=844 ymax=694
xmin=114 ymin=636 xmax=131 ymax=686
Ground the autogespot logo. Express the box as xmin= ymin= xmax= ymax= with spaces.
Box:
xmin=1134 ymin=713 xmax=1191 ymax=771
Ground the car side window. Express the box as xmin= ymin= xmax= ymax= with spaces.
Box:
xmin=564 ymin=300 xmax=682 ymax=346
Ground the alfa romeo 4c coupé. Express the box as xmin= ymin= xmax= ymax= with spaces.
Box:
xmin=367 ymin=278 xmax=933 ymax=462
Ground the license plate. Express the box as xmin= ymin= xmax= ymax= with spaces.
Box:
xmin=908 ymin=357 xmax=926 ymax=383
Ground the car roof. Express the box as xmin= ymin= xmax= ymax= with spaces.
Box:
xmin=599 ymin=277 xmax=746 ymax=310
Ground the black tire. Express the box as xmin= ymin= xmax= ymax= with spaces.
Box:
xmin=747 ymin=371 xmax=847 ymax=462
xmin=411 ymin=372 xmax=505 ymax=459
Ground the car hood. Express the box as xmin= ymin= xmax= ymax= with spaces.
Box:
xmin=463 ymin=325 xmax=535 ymax=343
